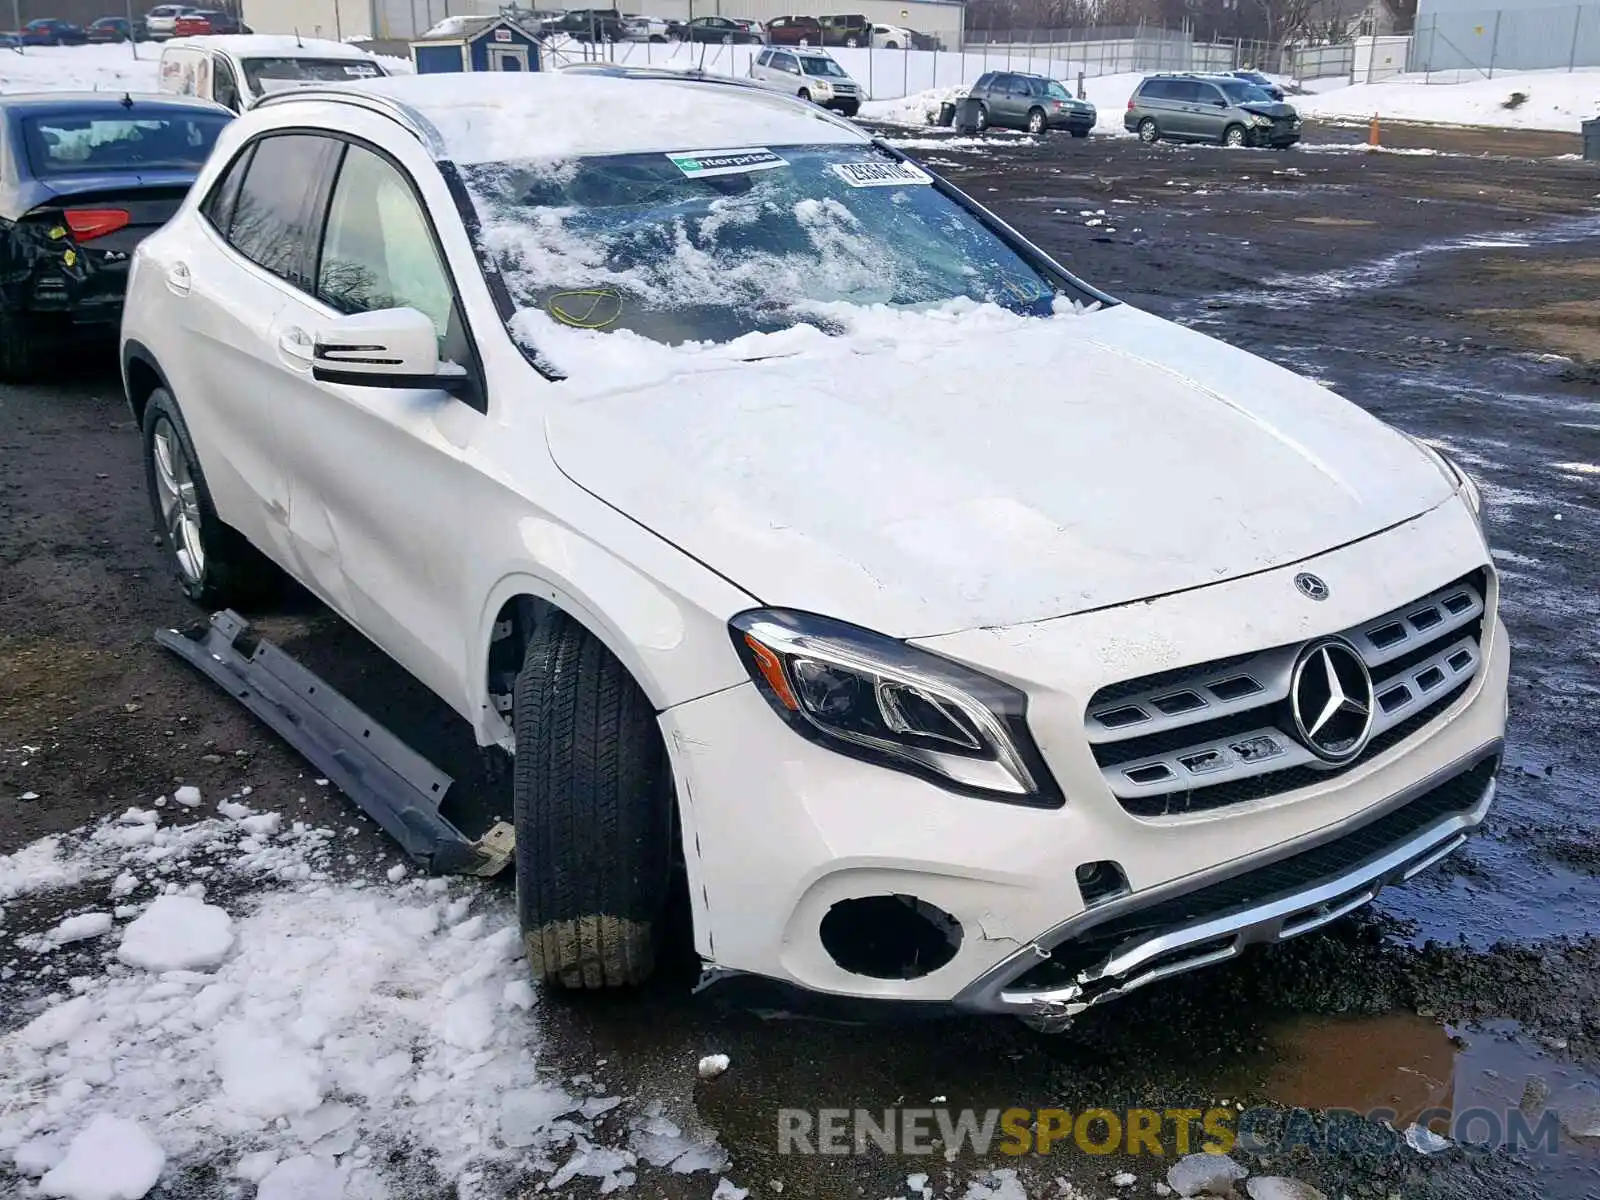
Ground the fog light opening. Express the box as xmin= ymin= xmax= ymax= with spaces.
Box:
xmin=1076 ymin=860 xmax=1130 ymax=908
xmin=819 ymin=894 xmax=962 ymax=980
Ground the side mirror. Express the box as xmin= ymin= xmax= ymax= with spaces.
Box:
xmin=311 ymin=307 xmax=469 ymax=392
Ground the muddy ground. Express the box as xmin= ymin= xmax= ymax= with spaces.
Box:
xmin=2 ymin=123 xmax=1598 ymax=1199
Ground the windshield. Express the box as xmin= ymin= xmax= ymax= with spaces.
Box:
xmin=21 ymin=112 xmax=229 ymax=175
xmin=799 ymin=56 xmax=846 ymax=77
xmin=1217 ymin=80 xmax=1274 ymax=104
xmin=465 ymin=144 xmax=1059 ymax=348
xmin=240 ymin=56 xmax=384 ymax=95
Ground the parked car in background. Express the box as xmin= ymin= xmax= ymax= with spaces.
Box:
xmin=1231 ymin=69 xmax=1286 ymax=100
xmin=749 ymin=45 xmax=860 ymax=115
xmin=968 ymin=71 xmax=1096 ymax=136
xmin=159 ymin=36 xmax=387 ymax=113
xmin=869 ymin=21 xmax=911 ymax=47
xmin=818 ymin=13 xmax=870 ymax=46
xmin=548 ymin=9 xmax=625 ymax=41
xmin=732 ymin=17 xmax=764 ymax=38
xmin=623 ymin=14 xmax=670 ymax=41
xmin=0 ymin=91 xmax=229 ymax=377
xmin=173 ymin=9 xmax=248 ymax=36
xmin=764 ymin=14 xmax=821 ymax=44
xmin=88 ymin=16 xmax=149 ymax=41
xmin=19 ymin=19 xmax=87 ymax=45
xmin=668 ymin=15 xmax=761 ymax=43
xmin=144 ymin=5 xmax=196 ymax=39
xmin=1124 ymin=72 xmax=1300 ymax=147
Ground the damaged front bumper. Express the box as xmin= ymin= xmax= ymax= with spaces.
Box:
xmin=952 ymin=744 xmax=1498 ymax=1026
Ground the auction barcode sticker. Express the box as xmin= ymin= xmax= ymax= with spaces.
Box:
xmin=830 ymin=160 xmax=933 ymax=187
xmin=667 ymin=148 xmax=788 ymax=178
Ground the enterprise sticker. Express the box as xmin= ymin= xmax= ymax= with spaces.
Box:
xmin=830 ymin=160 xmax=933 ymax=187
xmin=667 ymin=148 xmax=788 ymax=178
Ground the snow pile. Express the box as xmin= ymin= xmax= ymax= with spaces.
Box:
xmin=0 ymin=45 xmax=160 ymax=96
xmin=1296 ymin=66 xmax=1600 ymax=133
xmin=861 ymin=83 xmax=969 ymax=126
xmin=0 ymin=806 xmax=733 ymax=1198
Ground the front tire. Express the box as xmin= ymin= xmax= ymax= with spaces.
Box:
xmin=513 ymin=612 xmax=673 ymax=990
xmin=1137 ymin=117 xmax=1159 ymax=144
xmin=798 ymin=86 xmax=811 ymax=101
xmin=140 ymin=387 xmax=279 ymax=608
xmin=1223 ymin=123 xmax=1248 ymax=147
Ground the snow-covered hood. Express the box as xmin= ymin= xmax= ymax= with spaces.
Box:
xmin=543 ymin=303 xmax=1453 ymax=638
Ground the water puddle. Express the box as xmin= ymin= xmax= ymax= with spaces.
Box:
xmin=1236 ymin=1013 xmax=1600 ymax=1198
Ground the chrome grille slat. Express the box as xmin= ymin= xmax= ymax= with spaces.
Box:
xmin=1087 ymin=572 xmax=1488 ymax=811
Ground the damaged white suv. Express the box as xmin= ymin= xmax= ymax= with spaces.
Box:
xmin=120 ymin=71 xmax=1508 ymax=1027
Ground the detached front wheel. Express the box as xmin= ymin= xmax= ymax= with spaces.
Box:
xmin=513 ymin=611 xmax=673 ymax=990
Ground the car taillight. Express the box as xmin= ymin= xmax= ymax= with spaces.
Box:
xmin=1127 ymin=97 xmax=1135 ymax=109
xmin=65 ymin=208 xmax=131 ymax=241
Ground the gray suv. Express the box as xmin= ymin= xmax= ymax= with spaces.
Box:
xmin=1124 ymin=73 xmax=1300 ymax=148
xmin=968 ymin=71 xmax=1096 ymax=137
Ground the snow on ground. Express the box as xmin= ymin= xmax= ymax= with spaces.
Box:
xmin=0 ymin=801 xmax=732 ymax=1199
xmin=0 ymin=44 xmax=160 ymax=95
xmin=1295 ymin=66 xmax=1600 ymax=133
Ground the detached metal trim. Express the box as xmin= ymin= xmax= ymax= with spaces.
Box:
xmin=156 ymin=610 xmax=513 ymax=877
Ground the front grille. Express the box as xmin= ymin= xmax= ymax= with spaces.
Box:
xmin=1087 ymin=570 xmax=1490 ymax=817
xmin=1012 ymin=755 xmax=1498 ymax=990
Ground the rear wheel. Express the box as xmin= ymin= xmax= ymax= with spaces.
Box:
xmin=975 ymin=103 xmax=989 ymax=132
xmin=884 ymin=39 xmax=898 ymax=48
xmin=514 ymin=612 xmax=673 ymax=990
xmin=1137 ymin=117 xmax=1159 ymax=144
xmin=140 ymin=387 xmax=280 ymax=608
xmin=1026 ymin=107 xmax=1047 ymax=135
xmin=1223 ymin=123 xmax=1248 ymax=147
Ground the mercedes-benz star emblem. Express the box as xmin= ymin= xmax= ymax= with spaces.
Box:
xmin=1289 ymin=639 xmax=1375 ymax=764
xmin=1294 ymin=572 xmax=1330 ymax=601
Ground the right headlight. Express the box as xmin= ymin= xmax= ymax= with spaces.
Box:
xmin=730 ymin=610 xmax=1063 ymax=807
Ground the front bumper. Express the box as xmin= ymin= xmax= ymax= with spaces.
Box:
xmin=663 ymin=498 xmax=1507 ymax=1012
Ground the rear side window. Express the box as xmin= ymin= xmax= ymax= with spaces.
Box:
xmin=19 ymin=112 xmax=229 ymax=176
xmin=219 ymin=133 xmax=343 ymax=291
xmin=973 ymin=72 xmax=994 ymax=91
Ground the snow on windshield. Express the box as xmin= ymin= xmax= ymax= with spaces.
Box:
xmin=464 ymin=145 xmax=1062 ymax=357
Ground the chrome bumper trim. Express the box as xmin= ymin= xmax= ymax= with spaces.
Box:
xmin=954 ymin=741 xmax=1501 ymax=1019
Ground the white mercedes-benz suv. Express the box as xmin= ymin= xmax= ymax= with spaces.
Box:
xmin=120 ymin=70 xmax=1507 ymax=1027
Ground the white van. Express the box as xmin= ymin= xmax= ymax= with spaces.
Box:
xmin=157 ymin=35 xmax=389 ymax=113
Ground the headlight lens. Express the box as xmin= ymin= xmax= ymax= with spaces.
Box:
xmin=730 ymin=610 xmax=1062 ymax=806
xmin=1249 ymin=114 xmax=1273 ymax=127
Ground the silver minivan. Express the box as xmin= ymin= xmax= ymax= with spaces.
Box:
xmin=1124 ymin=73 xmax=1300 ymax=148
xmin=749 ymin=47 xmax=862 ymax=117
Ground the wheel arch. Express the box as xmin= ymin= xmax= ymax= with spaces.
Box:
xmin=472 ymin=562 xmax=749 ymax=749
xmin=121 ymin=339 xmax=171 ymax=428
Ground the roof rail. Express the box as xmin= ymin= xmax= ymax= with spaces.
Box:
xmin=251 ymin=87 xmax=447 ymax=157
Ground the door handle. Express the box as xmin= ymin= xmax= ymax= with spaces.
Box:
xmin=277 ymin=325 xmax=314 ymax=368
xmin=165 ymin=262 xmax=191 ymax=296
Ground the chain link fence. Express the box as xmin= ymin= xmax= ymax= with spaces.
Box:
xmin=1410 ymin=3 xmax=1600 ymax=77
